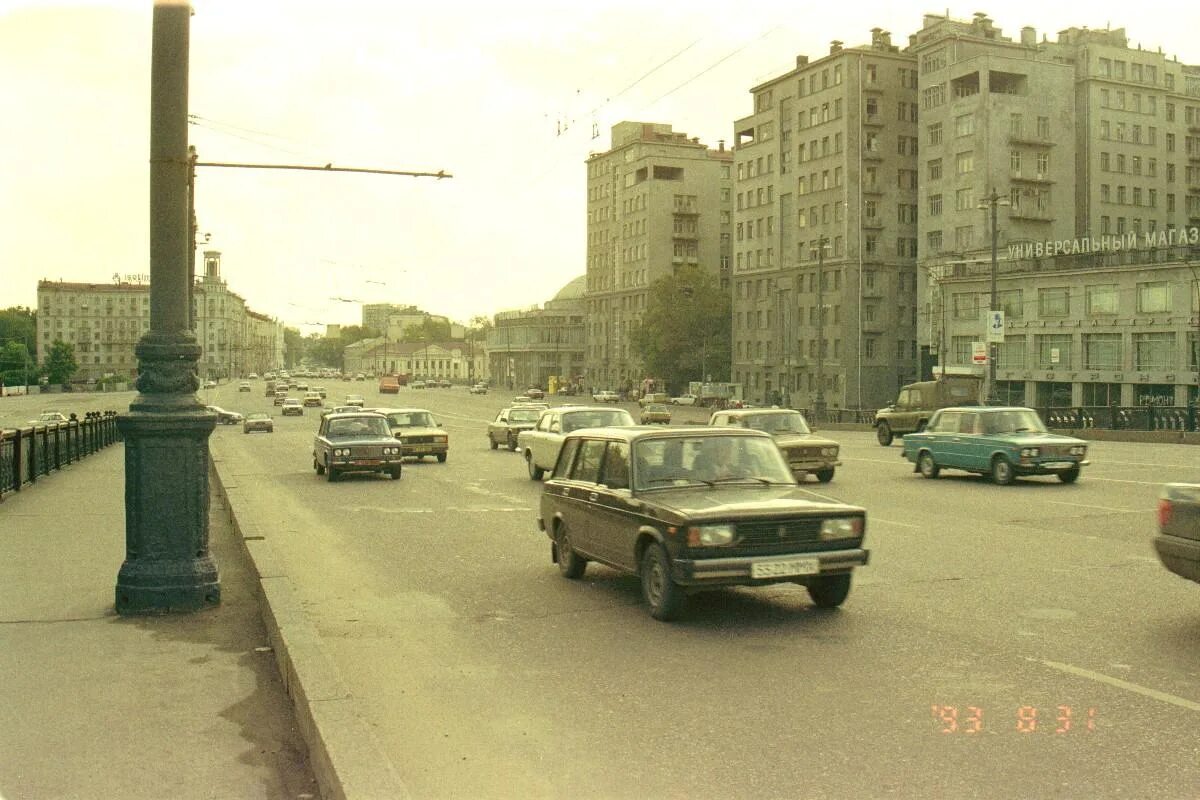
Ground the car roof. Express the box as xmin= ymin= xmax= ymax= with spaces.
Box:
xmin=323 ymin=411 xmax=386 ymax=420
xmin=714 ymin=407 xmax=793 ymax=416
xmin=938 ymin=405 xmax=1032 ymax=413
xmin=562 ymin=425 xmax=773 ymax=443
xmin=368 ymin=407 xmax=433 ymax=414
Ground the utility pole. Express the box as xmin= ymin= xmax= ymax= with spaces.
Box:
xmin=812 ymin=236 xmax=831 ymax=417
xmin=978 ymin=188 xmax=1010 ymax=405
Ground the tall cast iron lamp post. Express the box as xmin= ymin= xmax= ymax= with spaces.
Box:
xmin=978 ymin=188 xmax=1010 ymax=406
xmin=810 ymin=236 xmax=831 ymax=417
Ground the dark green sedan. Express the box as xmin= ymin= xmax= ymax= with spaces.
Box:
xmin=901 ymin=406 xmax=1089 ymax=485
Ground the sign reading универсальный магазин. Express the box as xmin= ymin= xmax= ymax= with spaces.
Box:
xmin=1007 ymin=226 xmax=1199 ymax=260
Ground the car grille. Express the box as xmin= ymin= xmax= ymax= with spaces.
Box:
xmin=403 ymin=436 xmax=437 ymax=445
xmin=785 ymin=446 xmax=822 ymax=460
xmin=736 ymin=519 xmax=823 ymax=548
xmin=1038 ymin=445 xmax=1078 ymax=457
xmin=349 ymin=446 xmax=384 ymax=458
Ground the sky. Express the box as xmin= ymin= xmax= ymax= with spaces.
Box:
xmin=3 ymin=0 xmax=1199 ymax=335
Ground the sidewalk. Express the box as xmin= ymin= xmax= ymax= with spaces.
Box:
xmin=0 ymin=444 xmax=319 ymax=800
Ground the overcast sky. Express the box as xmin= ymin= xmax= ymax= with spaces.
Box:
xmin=3 ymin=0 xmax=1197 ymax=334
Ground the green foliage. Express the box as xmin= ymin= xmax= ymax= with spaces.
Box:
xmin=283 ymin=327 xmax=303 ymax=369
xmin=44 ymin=339 xmax=78 ymax=385
xmin=401 ymin=317 xmax=451 ymax=343
xmin=0 ymin=340 xmax=34 ymax=387
xmin=630 ymin=266 xmax=731 ymax=394
xmin=0 ymin=306 xmax=37 ymax=372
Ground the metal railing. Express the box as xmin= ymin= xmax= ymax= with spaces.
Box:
xmin=0 ymin=411 xmax=122 ymax=499
xmin=800 ymin=404 xmax=1198 ymax=432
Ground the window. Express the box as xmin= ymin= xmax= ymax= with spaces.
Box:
xmin=923 ymin=84 xmax=946 ymax=109
xmin=1137 ymin=282 xmax=1170 ymax=313
xmin=928 ymin=123 xmax=943 ymax=145
xmin=954 ymin=226 xmax=973 ymax=250
xmin=998 ymin=289 xmax=1022 ymax=320
xmin=928 ymin=159 xmax=943 ymax=180
xmin=996 ymin=336 xmax=1026 ymax=369
xmin=927 ymin=230 xmax=943 ymax=253
xmin=1038 ymin=287 xmax=1070 ymax=317
xmin=955 ymin=113 xmax=974 ymax=137
xmin=1036 ymin=152 xmax=1049 ymax=175
xmin=1012 ymin=150 xmax=1023 ymax=172
xmin=1085 ymin=334 xmax=1122 ymax=370
xmin=955 ymin=151 xmax=974 ymax=175
xmin=955 ymin=187 xmax=974 ymax=211
xmin=1010 ymin=113 xmax=1023 ymax=136
xmin=1086 ymin=284 xmax=1119 ymax=315
xmin=865 ymin=63 xmax=877 ymax=84
xmin=1037 ymin=334 xmax=1073 ymax=369
xmin=1134 ymin=332 xmax=1175 ymax=369
xmin=929 ymin=194 xmax=943 ymax=216
xmin=1037 ymin=116 xmax=1050 ymax=138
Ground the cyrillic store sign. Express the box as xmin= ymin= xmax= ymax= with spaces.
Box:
xmin=1007 ymin=226 xmax=1200 ymax=260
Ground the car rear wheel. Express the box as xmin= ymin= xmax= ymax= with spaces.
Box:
xmin=991 ymin=455 xmax=1015 ymax=485
xmin=507 ymin=433 xmax=518 ymax=451
xmin=876 ymin=423 xmax=893 ymax=446
xmin=326 ymin=463 xmax=338 ymax=482
xmin=918 ymin=451 xmax=940 ymax=479
xmin=526 ymin=452 xmax=544 ymax=481
xmin=808 ymin=574 xmax=851 ymax=609
xmin=641 ymin=543 xmax=685 ymax=621
xmin=1058 ymin=466 xmax=1080 ymax=484
xmin=489 ymin=436 xmax=498 ymax=450
xmin=389 ymin=466 xmax=402 ymax=480
xmin=555 ymin=523 xmax=586 ymax=579
xmin=815 ymin=468 xmax=834 ymax=483
xmin=314 ymin=459 xmax=325 ymax=475
xmin=437 ymin=453 xmax=447 ymax=463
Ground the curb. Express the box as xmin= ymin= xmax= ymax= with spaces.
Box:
xmin=209 ymin=451 xmax=410 ymax=800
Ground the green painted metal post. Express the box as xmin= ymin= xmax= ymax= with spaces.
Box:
xmin=115 ymin=0 xmax=219 ymax=615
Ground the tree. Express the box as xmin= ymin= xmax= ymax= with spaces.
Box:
xmin=283 ymin=327 xmax=303 ymax=369
xmin=401 ymin=317 xmax=451 ymax=343
xmin=0 ymin=340 xmax=34 ymax=388
xmin=44 ymin=339 xmax=78 ymax=385
xmin=630 ymin=266 xmax=731 ymax=395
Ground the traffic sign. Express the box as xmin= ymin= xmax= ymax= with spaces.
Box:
xmin=986 ymin=310 xmax=1005 ymax=343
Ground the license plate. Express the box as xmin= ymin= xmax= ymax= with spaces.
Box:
xmin=1043 ymin=461 xmax=1074 ymax=469
xmin=351 ymin=460 xmax=380 ymax=466
xmin=751 ymin=558 xmax=819 ymax=579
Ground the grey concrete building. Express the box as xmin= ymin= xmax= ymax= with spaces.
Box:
xmin=584 ymin=122 xmax=733 ymax=393
xmin=732 ymin=29 xmax=920 ymax=410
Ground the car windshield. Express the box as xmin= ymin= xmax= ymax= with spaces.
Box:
xmin=327 ymin=416 xmax=391 ymax=437
xmin=246 ymin=413 xmax=268 ymax=420
xmin=743 ymin=411 xmax=811 ymax=435
xmin=633 ymin=434 xmax=794 ymax=490
xmin=563 ymin=409 xmax=635 ymax=432
xmin=981 ymin=409 xmax=1048 ymax=434
xmin=509 ymin=409 xmax=541 ymax=423
xmin=385 ymin=411 xmax=434 ymax=428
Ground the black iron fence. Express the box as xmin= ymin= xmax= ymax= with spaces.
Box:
xmin=0 ymin=411 xmax=122 ymax=499
xmin=801 ymin=404 xmax=1198 ymax=433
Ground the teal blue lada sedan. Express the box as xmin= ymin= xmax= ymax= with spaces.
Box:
xmin=901 ymin=406 xmax=1089 ymax=485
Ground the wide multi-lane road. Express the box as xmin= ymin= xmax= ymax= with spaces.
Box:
xmin=72 ymin=381 xmax=1200 ymax=798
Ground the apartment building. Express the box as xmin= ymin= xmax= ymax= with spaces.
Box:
xmin=732 ymin=29 xmax=920 ymax=410
xmin=583 ymin=122 xmax=733 ymax=393
xmin=36 ymin=250 xmax=285 ymax=383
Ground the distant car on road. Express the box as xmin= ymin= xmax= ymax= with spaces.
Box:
xmin=525 ymin=387 xmax=545 ymax=399
xmin=592 ymin=390 xmax=620 ymax=403
xmin=281 ymin=398 xmax=304 ymax=417
xmin=206 ymin=405 xmax=244 ymax=424
xmin=537 ymin=426 xmax=869 ymax=620
xmin=669 ymin=394 xmax=698 ymax=406
xmin=902 ymin=406 xmax=1089 ymax=485
xmin=411 ymin=381 xmax=427 ymax=390
xmin=303 ymin=391 xmax=323 ymax=408
xmin=203 ymin=380 xmax=217 ymax=389
xmin=374 ymin=407 xmax=449 ymax=462
xmin=243 ymin=412 xmax=273 ymax=434
xmin=344 ymin=394 xmax=365 ymax=407
xmin=1155 ymin=484 xmax=1200 ymax=585
xmin=518 ymin=405 xmax=635 ymax=480
xmin=488 ymin=405 xmax=542 ymax=450
xmin=238 ymin=381 xmax=251 ymax=392
xmin=27 ymin=411 xmax=71 ymax=426
xmin=469 ymin=383 xmax=488 ymax=394
xmin=639 ymin=404 xmax=672 ymax=425
xmin=273 ymin=391 xmax=288 ymax=406
xmin=709 ymin=408 xmax=840 ymax=483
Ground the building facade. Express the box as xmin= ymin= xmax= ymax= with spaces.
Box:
xmin=584 ymin=122 xmax=733 ymax=392
xmin=732 ymin=30 xmax=921 ymax=410
xmin=488 ymin=276 xmax=586 ymax=392
xmin=36 ymin=250 xmax=284 ymax=383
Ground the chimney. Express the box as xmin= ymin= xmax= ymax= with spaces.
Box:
xmin=718 ymin=140 xmax=725 ymax=152
xmin=871 ymin=27 xmax=882 ymax=47
xmin=1021 ymin=26 xmax=1036 ymax=46
xmin=796 ymin=54 xmax=809 ymax=68
xmin=830 ymin=40 xmax=843 ymax=54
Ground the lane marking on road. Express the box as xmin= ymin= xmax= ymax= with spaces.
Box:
xmin=1047 ymin=501 xmax=1143 ymax=514
xmin=1036 ymin=659 xmax=1200 ymax=712
xmin=1072 ymin=476 xmax=1192 ymax=487
xmin=345 ymin=506 xmax=532 ymax=514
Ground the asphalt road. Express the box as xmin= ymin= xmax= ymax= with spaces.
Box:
xmin=16 ymin=382 xmax=1200 ymax=799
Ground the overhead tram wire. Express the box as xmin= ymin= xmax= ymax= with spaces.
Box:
xmin=641 ymin=25 xmax=783 ymax=108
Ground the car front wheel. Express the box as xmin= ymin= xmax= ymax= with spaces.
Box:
xmin=918 ymin=452 xmax=940 ymax=479
xmin=526 ymin=452 xmax=544 ymax=481
xmin=1058 ymin=466 xmax=1080 ymax=484
xmin=437 ymin=453 xmax=447 ymax=463
xmin=815 ymin=468 xmax=834 ymax=483
xmin=314 ymin=459 xmax=325 ymax=475
xmin=389 ymin=466 xmax=402 ymax=480
xmin=876 ymin=423 xmax=893 ymax=446
xmin=641 ymin=543 xmax=685 ymax=621
xmin=489 ymin=435 xmax=499 ymax=450
xmin=808 ymin=574 xmax=851 ymax=609
xmin=991 ymin=455 xmax=1015 ymax=485
xmin=326 ymin=463 xmax=338 ymax=482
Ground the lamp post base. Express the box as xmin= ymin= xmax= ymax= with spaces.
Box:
xmin=115 ymin=407 xmax=220 ymax=615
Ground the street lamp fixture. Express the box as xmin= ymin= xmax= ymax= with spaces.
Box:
xmin=810 ymin=236 xmax=832 ymax=418
xmin=978 ymin=188 xmax=1011 ymax=406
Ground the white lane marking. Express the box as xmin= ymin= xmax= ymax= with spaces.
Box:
xmin=1047 ymin=501 xmax=1143 ymax=514
xmin=1075 ymin=476 xmax=1189 ymax=487
xmin=1036 ymin=659 xmax=1200 ymax=712
xmin=346 ymin=506 xmax=532 ymax=514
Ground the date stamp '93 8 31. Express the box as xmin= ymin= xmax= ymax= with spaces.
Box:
xmin=932 ymin=705 xmax=1097 ymax=735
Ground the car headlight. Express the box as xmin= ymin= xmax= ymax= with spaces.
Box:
xmin=1070 ymin=445 xmax=1086 ymax=456
xmin=819 ymin=517 xmax=863 ymax=541
xmin=686 ymin=524 xmax=735 ymax=547
xmin=334 ymin=448 xmax=347 ymax=457
xmin=434 ymin=435 xmax=447 ymax=443
xmin=1020 ymin=447 xmax=1040 ymax=458
xmin=822 ymin=447 xmax=838 ymax=457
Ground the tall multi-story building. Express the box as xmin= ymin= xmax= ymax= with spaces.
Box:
xmin=732 ymin=29 xmax=920 ymax=410
xmin=584 ymin=122 xmax=733 ymax=393
xmin=36 ymin=250 xmax=284 ymax=383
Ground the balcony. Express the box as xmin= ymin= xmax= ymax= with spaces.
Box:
xmin=862 ymin=147 xmax=883 ymax=161
xmin=1010 ymin=171 xmax=1054 ymax=185
xmin=861 ymin=217 xmax=884 ymax=229
xmin=1007 ymin=132 xmax=1055 ymax=147
xmin=1009 ymin=208 xmax=1054 ymax=222
xmin=861 ymin=183 xmax=883 ymax=196
xmin=862 ymin=114 xmax=884 ymax=127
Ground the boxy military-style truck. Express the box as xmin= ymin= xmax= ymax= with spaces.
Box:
xmin=874 ymin=374 xmax=984 ymax=446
